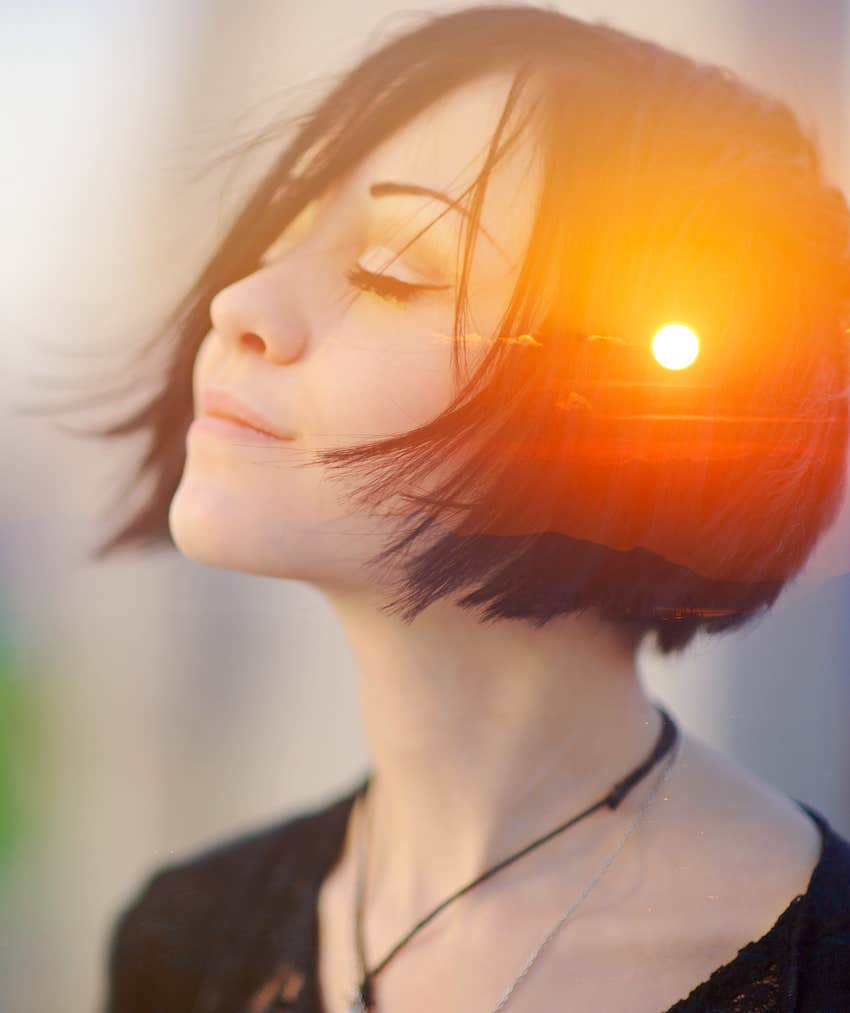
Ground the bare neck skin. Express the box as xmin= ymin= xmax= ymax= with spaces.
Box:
xmin=322 ymin=589 xmax=663 ymax=922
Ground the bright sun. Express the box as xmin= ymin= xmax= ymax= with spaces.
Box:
xmin=652 ymin=323 xmax=700 ymax=370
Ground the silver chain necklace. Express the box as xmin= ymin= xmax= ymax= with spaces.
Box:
xmin=346 ymin=712 xmax=682 ymax=1012
xmin=491 ymin=733 xmax=681 ymax=1011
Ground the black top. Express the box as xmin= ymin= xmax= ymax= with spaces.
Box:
xmin=102 ymin=777 xmax=850 ymax=1013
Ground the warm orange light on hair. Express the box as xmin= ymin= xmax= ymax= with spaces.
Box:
xmin=652 ymin=323 xmax=699 ymax=370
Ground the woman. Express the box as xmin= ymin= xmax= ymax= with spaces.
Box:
xmin=95 ymin=5 xmax=850 ymax=1011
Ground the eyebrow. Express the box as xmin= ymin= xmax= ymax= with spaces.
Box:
xmin=369 ymin=180 xmax=510 ymax=263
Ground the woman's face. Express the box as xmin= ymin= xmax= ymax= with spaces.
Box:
xmin=169 ymin=71 xmax=539 ymax=590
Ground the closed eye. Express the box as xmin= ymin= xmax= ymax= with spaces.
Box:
xmin=344 ymin=263 xmax=452 ymax=304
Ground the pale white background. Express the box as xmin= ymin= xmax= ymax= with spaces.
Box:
xmin=1 ymin=3 xmax=849 ymax=1012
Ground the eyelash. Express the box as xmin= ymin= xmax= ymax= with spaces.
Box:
xmin=344 ymin=264 xmax=433 ymax=304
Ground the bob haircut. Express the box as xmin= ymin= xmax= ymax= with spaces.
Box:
xmin=53 ymin=3 xmax=850 ymax=655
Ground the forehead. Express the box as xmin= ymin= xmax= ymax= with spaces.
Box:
xmin=351 ymin=71 xmax=542 ymax=271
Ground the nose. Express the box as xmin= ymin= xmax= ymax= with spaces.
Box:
xmin=208 ymin=268 xmax=310 ymax=365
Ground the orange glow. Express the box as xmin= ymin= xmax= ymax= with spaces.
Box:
xmin=652 ymin=323 xmax=699 ymax=370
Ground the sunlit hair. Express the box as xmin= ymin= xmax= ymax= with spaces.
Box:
xmin=46 ymin=4 xmax=850 ymax=655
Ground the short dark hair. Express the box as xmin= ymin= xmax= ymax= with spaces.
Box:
xmin=45 ymin=4 xmax=850 ymax=655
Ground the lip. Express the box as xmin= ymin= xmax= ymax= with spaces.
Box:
xmin=197 ymin=387 xmax=294 ymax=440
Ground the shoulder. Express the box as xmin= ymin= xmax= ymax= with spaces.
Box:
xmin=793 ymin=802 xmax=850 ymax=1007
xmin=625 ymin=733 xmax=848 ymax=1004
xmin=101 ymin=778 xmax=362 ymax=1013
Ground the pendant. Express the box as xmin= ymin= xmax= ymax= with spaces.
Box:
xmin=347 ymin=972 xmax=373 ymax=1011
xmin=346 ymin=990 xmax=369 ymax=1013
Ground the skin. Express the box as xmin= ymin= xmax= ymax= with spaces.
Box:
xmin=170 ymin=72 xmax=824 ymax=1012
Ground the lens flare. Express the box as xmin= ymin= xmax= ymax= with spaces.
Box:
xmin=652 ymin=324 xmax=699 ymax=370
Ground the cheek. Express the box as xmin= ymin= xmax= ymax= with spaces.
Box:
xmin=312 ymin=309 xmax=457 ymax=446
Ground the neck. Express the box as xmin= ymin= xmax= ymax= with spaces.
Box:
xmin=324 ymin=589 xmax=663 ymax=923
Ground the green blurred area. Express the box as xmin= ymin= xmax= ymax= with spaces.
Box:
xmin=0 ymin=611 xmax=41 ymax=887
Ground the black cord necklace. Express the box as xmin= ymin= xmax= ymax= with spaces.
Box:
xmin=348 ymin=704 xmax=679 ymax=1012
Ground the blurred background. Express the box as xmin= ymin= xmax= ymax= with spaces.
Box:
xmin=1 ymin=2 xmax=849 ymax=1011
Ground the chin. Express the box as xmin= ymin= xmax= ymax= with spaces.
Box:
xmin=167 ymin=480 xmax=329 ymax=582
xmin=168 ymin=482 xmax=272 ymax=575
xmin=168 ymin=471 xmax=404 ymax=593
